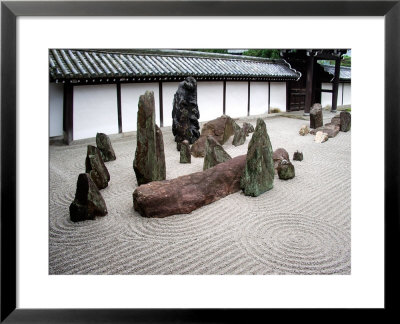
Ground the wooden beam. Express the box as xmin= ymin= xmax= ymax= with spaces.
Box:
xmin=223 ymin=80 xmax=226 ymax=115
xmin=304 ymin=56 xmax=315 ymax=114
xmin=331 ymin=58 xmax=341 ymax=112
xmin=159 ymin=81 xmax=163 ymax=127
xmin=63 ymin=83 xmax=73 ymax=144
xmin=116 ymin=83 xmax=122 ymax=133
xmin=247 ymin=81 xmax=250 ymax=116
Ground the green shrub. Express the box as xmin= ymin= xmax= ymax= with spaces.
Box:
xmin=270 ymin=108 xmax=281 ymax=113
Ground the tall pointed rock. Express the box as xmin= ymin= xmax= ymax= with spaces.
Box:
xmin=240 ymin=118 xmax=274 ymax=197
xmin=203 ymin=135 xmax=232 ymax=170
xmin=133 ymin=91 xmax=166 ymax=186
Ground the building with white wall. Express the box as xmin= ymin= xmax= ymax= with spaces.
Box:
xmin=49 ymin=49 xmax=303 ymax=143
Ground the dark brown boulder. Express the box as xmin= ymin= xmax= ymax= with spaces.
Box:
xmin=96 ymin=133 xmax=116 ymax=162
xmin=133 ymin=91 xmax=166 ymax=186
xmin=69 ymin=173 xmax=108 ymax=222
xmin=85 ymin=145 xmax=110 ymax=189
xmin=133 ymin=155 xmax=247 ymax=218
xmin=172 ymin=77 xmax=200 ymax=148
xmin=203 ymin=136 xmax=231 ymax=170
xmin=273 ymin=148 xmax=290 ymax=170
xmin=310 ymin=103 xmax=323 ymax=129
xmin=180 ymin=140 xmax=191 ymax=164
xmin=191 ymin=115 xmax=238 ymax=157
xmin=340 ymin=111 xmax=351 ymax=132
xmin=240 ymin=118 xmax=274 ymax=197
xmin=232 ymin=127 xmax=246 ymax=146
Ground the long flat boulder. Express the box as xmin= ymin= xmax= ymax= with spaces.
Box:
xmin=133 ymin=155 xmax=246 ymax=218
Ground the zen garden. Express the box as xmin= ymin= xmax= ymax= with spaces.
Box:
xmin=49 ymin=49 xmax=351 ymax=275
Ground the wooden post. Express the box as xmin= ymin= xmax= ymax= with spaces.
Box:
xmin=268 ymin=82 xmax=271 ymax=113
xmin=331 ymin=58 xmax=341 ymax=112
xmin=116 ymin=83 xmax=122 ymax=133
xmin=304 ymin=55 xmax=314 ymax=115
xmin=63 ymin=83 xmax=73 ymax=144
xmin=159 ymin=81 xmax=163 ymax=127
xmin=247 ymin=81 xmax=250 ymax=116
xmin=223 ymin=80 xmax=226 ymax=115
xmin=286 ymin=81 xmax=290 ymax=112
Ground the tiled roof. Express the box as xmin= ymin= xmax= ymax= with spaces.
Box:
xmin=320 ymin=64 xmax=351 ymax=81
xmin=49 ymin=49 xmax=301 ymax=82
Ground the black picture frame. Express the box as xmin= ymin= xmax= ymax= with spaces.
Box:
xmin=1 ymin=0 xmax=399 ymax=322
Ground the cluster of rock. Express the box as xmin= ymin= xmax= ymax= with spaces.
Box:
xmin=305 ymin=103 xmax=351 ymax=143
xmin=70 ymin=133 xmax=116 ymax=222
xmin=133 ymin=91 xmax=166 ymax=186
xmin=172 ymin=77 xmax=200 ymax=150
xmin=272 ymin=148 xmax=295 ymax=180
xmin=133 ymin=118 xmax=281 ymax=217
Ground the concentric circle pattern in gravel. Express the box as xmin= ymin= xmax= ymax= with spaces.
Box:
xmin=49 ymin=115 xmax=351 ymax=275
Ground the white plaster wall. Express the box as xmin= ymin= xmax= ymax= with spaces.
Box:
xmin=162 ymin=82 xmax=180 ymax=127
xmin=321 ymin=82 xmax=332 ymax=107
xmin=226 ymin=82 xmax=248 ymax=118
xmin=121 ymin=83 xmax=159 ymax=132
xmin=197 ymin=81 xmax=224 ymax=121
xmin=49 ymin=83 xmax=64 ymax=137
xmin=249 ymin=82 xmax=269 ymax=115
xmin=73 ymin=84 xmax=118 ymax=140
xmin=269 ymin=82 xmax=286 ymax=111
xmin=343 ymin=83 xmax=351 ymax=105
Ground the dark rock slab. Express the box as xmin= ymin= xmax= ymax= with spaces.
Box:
xmin=191 ymin=115 xmax=237 ymax=157
xmin=310 ymin=124 xmax=339 ymax=138
xmin=180 ymin=140 xmax=191 ymax=164
xmin=340 ymin=111 xmax=351 ymax=132
xmin=133 ymin=91 xmax=166 ymax=186
xmin=203 ymin=136 xmax=232 ymax=170
xmin=240 ymin=118 xmax=274 ymax=197
xmin=293 ymin=151 xmax=303 ymax=161
xmin=273 ymin=148 xmax=290 ymax=170
xmin=242 ymin=122 xmax=255 ymax=136
xmin=277 ymin=160 xmax=295 ymax=180
xmin=331 ymin=115 xmax=341 ymax=126
xmin=232 ymin=127 xmax=246 ymax=146
xmin=133 ymin=155 xmax=247 ymax=218
xmin=310 ymin=103 xmax=323 ymax=129
xmin=85 ymin=145 xmax=110 ymax=189
xmin=69 ymin=173 xmax=108 ymax=222
xmin=172 ymin=77 xmax=200 ymax=148
xmin=96 ymin=133 xmax=116 ymax=162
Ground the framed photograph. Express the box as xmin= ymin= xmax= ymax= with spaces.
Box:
xmin=1 ymin=0 xmax=399 ymax=322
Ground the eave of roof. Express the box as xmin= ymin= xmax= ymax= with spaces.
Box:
xmin=320 ymin=64 xmax=351 ymax=81
xmin=49 ymin=49 xmax=301 ymax=83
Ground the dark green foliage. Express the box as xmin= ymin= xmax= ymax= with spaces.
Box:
xmin=242 ymin=49 xmax=281 ymax=59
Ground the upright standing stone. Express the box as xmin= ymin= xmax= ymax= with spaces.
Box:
xmin=133 ymin=91 xmax=166 ymax=186
xmin=340 ymin=111 xmax=351 ymax=132
xmin=96 ymin=133 xmax=116 ymax=162
xmin=232 ymin=127 xmax=246 ymax=146
xmin=240 ymin=118 xmax=274 ymax=197
xmin=69 ymin=173 xmax=108 ymax=222
xmin=85 ymin=145 xmax=110 ymax=189
xmin=203 ymin=136 xmax=232 ymax=170
xmin=310 ymin=103 xmax=323 ymax=129
xmin=180 ymin=140 xmax=191 ymax=164
xmin=172 ymin=77 xmax=200 ymax=149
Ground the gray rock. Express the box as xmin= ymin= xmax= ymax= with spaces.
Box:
xmin=85 ymin=145 xmax=110 ymax=189
xmin=242 ymin=122 xmax=254 ymax=136
xmin=133 ymin=91 xmax=166 ymax=186
xmin=180 ymin=140 xmax=191 ymax=164
xmin=69 ymin=173 xmax=108 ymax=222
xmin=203 ymin=136 xmax=232 ymax=170
xmin=293 ymin=151 xmax=303 ymax=161
xmin=232 ymin=127 xmax=246 ymax=146
xmin=96 ymin=133 xmax=116 ymax=162
xmin=340 ymin=111 xmax=351 ymax=132
xmin=277 ymin=160 xmax=295 ymax=180
xmin=240 ymin=118 xmax=274 ymax=197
